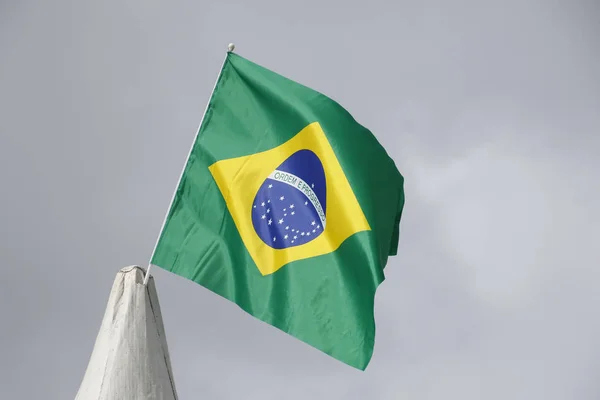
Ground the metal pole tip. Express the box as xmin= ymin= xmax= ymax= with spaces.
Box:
xmin=227 ymin=43 xmax=235 ymax=53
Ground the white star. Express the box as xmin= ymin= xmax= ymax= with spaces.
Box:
xmin=261 ymin=202 xmax=265 ymax=206
xmin=304 ymin=201 xmax=308 ymax=205
xmin=253 ymin=205 xmax=256 ymax=208
xmin=311 ymin=183 xmax=314 ymax=188
xmin=268 ymin=184 xmax=273 ymax=188
xmin=279 ymin=196 xmax=285 ymax=201
xmin=307 ymin=232 xmax=311 ymax=236
xmin=273 ymin=237 xmax=276 ymax=242
xmin=278 ymin=218 xmax=284 ymax=224
xmin=317 ymin=225 xmax=320 ymax=229
xmin=266 ymin=208 xmax=270 ymax=213
xmin=291 ymin=211 xmax=295 ymax=215
xmin=291 ymin=240 xmax=295 ymax=243
xmin=290 ymin=204 xmax=295 ymax=209
xmin=312 ymin=229 xmax=316 ymax=233
xmin=268 ymin=219 xmax=272 ymax=225
xmin=261 ymin=214 xmax=266 ymax=219
xmin=284 ymin=213 xmax=287 ymax=216
xmin=285 ymin=226 xmax=289 ymax=230
xmin=284 ymin=234 xmax=288 ymax=239
xmin=293 ymin=235 xmax=297 ymax=240
xmin=283 ymin=208 xmax=287 ymax=212
xmin=267 ymin=199 xmax=271 ymax=203
xmin=311 ymin=221 xmax=316 ymax=226
xmin=301 ymin=232 xmax=305 ymax=236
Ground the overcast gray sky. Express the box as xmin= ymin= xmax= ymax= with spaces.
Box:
xmin=1 ymin=0 xmax=599 ymax=399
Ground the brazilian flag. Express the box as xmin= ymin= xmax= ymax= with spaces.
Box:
xmin=151 ymin=51 xmax=405 ymax=370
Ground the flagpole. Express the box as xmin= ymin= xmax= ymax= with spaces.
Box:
xmin=143 ymin=43 xmax=235 ymax=286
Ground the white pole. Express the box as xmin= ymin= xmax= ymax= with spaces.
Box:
xmin=143 ymin=43 xmax=235 ymax=286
